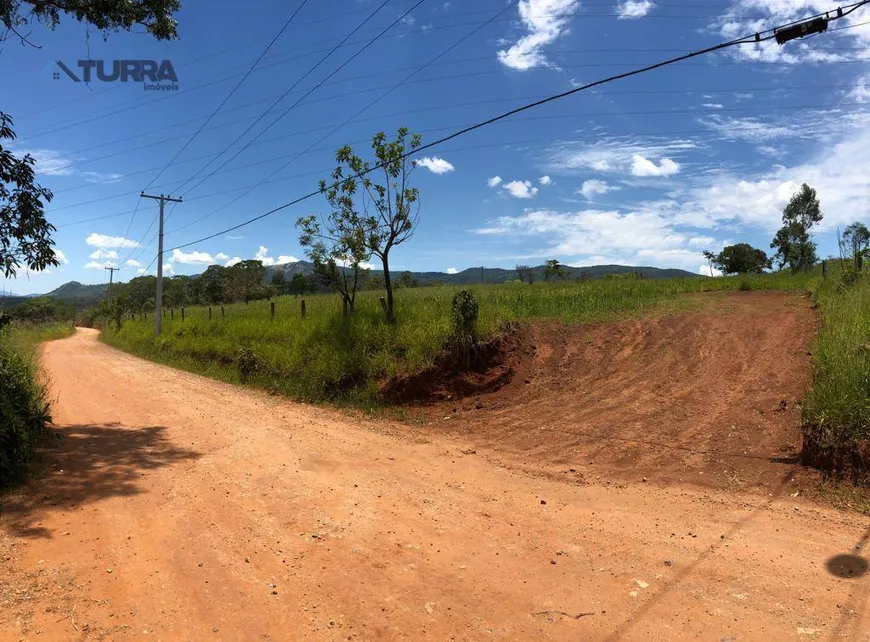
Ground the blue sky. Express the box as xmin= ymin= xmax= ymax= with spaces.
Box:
xmin=2 ymin=0 xmax=869 ymax=293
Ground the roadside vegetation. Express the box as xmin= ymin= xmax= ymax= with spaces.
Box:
xmin=0 ymin=320 xmax=73 ymax=486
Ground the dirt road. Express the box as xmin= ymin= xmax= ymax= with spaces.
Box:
xmin=2 ymin=320 xmax=870 ymax=640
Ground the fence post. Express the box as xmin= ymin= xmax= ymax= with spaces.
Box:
xmin=301 ymin=299 xmax=306 ymax=318
xmin=271 ymin=301 xmax=276 ymax=320
xmin=379 ymin=296 xmax=388 ymax=316
xmin=221 ymin=305 xmax=225 ymax=320
xmin=181 ymin=307 xmax=185 ymax=322
xmin=170 ymin=308 xmax=174 ymax=320
xmin=209 ymin=306 xmax=212 ymax=320
xmin=163 ymin=308 xmax=166 ymax=319
xmin=822 ymin=259 xmax=827 ymax=279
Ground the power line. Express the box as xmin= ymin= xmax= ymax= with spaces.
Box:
xmin=172 ymin=0 xmax=429 ymax=201
xmin=167 ymin=0 xmax=869 ymax=251
xmin=47 ymin=96 xmax=868 ymax=221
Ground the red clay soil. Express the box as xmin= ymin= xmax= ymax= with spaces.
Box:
xmin=409 ymin=291 xmax=819 ymax=493
xmin=6 ymin=293 xmax=870 ymax=641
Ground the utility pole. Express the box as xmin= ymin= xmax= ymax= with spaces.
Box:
xmin=141 ymin=192 xmax=182 ymax=336
xmin=105 ymin=266 xmax=120 ymax=298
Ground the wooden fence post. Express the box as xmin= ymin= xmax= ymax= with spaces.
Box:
xmin=822 ymin=259 xmax=827 ymax=279
xmin=209 ymin=306 xmax=212 ymax=320
xmin=181 ymin=307 xmax=185 ymax=322
xmin=301 ymin=299 xmax=306 ymax=318
xmin=271 ymin=301 xmax=276 ymax=320
xmin=379 ymin=297 xmax=388 ymax=316
xmin=221 ymin=305 xmax=225 ymax=320
xmin=170 ymin=308 xmax=174 ymax=320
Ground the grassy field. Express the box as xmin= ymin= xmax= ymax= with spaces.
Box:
xmin=100 ymin=271 xmax=817 ymax=407
xmin=0 ymin=322 xmax=74 ymax=486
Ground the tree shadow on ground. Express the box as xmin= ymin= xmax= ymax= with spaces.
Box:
xmin=0 ymin=423 xmax=201 ymax=539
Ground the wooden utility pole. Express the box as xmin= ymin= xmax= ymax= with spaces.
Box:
xmin=141 ymin=192 xmax=182 ymax=335
xmin=105 ymin=266 xmax=120 ymax=298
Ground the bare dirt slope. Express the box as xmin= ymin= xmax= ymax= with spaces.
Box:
xmin=2 ymin=308 xmax=870 ymax=641
xmin=422 ymin=291 xmax=819 ymax=492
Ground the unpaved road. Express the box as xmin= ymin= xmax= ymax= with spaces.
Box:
xmin=2 ymin=320 xmax=870 ymax=640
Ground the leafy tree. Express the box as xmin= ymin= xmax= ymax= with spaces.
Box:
xmin=271 ymin=269 xmax=287 ymax=294
xmin=317 ymin=127 xmax=422 ymax=322
xmin=297 ymin=196 xmax=371 ymax=315
xmin=543 ymin=259 xmax=567 ymax=281
xmin=841 ymin=222 xmax=870 ymax=273
xmin=288 ymin=272 xmax=307 ymax=297
xmin=701 ymin=250 xmax=716 ymax=277
xmin=1 ymin=0 xmax=180 ymax=277
xmin=1 ymin=0 xmax=180 ymax=42
xmin=771 ymin=183 xmax=823 ymax=272
xmin=516 ymin=264 xmax=535 ymax=284
xmin=200 ymin=265 xmax=227 ymax=303
xmin=397 ymin=271 xmax=417 ymax=288
xmin=712 ymin=243 xmax=771 ymax=275
xmin=224 ymin=260 xmax=266 ymax=304
xmin=1 ymin=114 xmax=55 ymax=278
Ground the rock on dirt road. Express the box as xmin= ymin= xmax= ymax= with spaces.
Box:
xmin=2 ymin=314 xmax=870 ymax=640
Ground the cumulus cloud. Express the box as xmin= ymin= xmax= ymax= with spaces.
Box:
xmin=497 ymin=0 xmax=580 ymax=71
xmin=446 ymin=267 xmax=458 ymax=274
xmin=539 ymin=175 xmax=552 ymax=185
xmin=416 ymin=156 xmax=455 ymax=174
xmin=579 ymin=179 xmax=619 ymax=199
xmin=163 ymin=262 xmax=175 ymax=276
xmin=631 ymin=154 xmax=680 ymax=177
xmin=225 ymin=257 xmax=242 ymax=267
xmin=171 ymin=249 xmax=214 ymax=265
xmin=253 ymin=246 xmax=298 ymax=266
xmin=487 ymin=176 xmax=503 ymax=187
xmin=54 ymin=249 xmax=68 ymax=265
xmin=84 ymin=261 xmax=112 ymax=270
xmin=85 ymin=233 xmax=139 ymax=249
xmin=127 ymin=259 xmax=143 ymax=267
xmin=850 ymin=74 xmax=870 ymax=103
xmin=503 ymin=180 xmax=539 ymax=199
xmin=88 ymin=249 xmax=119 ymax=260
xmin=215 ymin=252 xmax=229 ymax=261
xmin=617 ymin=0 xmax=655 ymax=19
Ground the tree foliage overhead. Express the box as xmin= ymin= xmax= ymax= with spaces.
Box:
xmin=0 ymin=114 xmax=55 ymax=278
xmin=1 ymin=0 xmax=180 ymax=42
xmin=710 ymin=243 xmax=771 ymax=275
xmin=770 ymin=183 xmax=823 ymax=273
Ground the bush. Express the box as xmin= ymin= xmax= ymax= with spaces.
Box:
xmin=0 ymin=340 xmax=51 ymax=486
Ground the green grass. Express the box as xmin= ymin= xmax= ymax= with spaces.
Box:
xmin=101 ymin=271 xmax=816 ymax=408
xmin=803 ymin=274 xmax=870 ymax=464
xmin=0 ymin=322 xmax=74 ymax=486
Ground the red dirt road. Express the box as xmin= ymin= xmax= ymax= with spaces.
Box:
xmin=2 ymin=311 xmax=870 ymax=640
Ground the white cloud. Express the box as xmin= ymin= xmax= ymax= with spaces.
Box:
xmin=89 ymin=249 xmax=119 ymax=260
xmin=85 ymin=233 xmax=138 ymax=249
xmin=137 ymin=268 xmax=147 ymax=275
xmin=82 ymin=171 xmax=123 ymax=184
xmin=277 ymin=255 xmax=299 ymax=264
xmin=617 ymin=0 xmax=655 ymax=19
xmin=171 ymin=248 xmax=214 ymax=265
xmin=215 ymin=252 xmax=229 ymax=261
xmin=700 ymin=264 xmax=724 ymax=277
xmin=497 ymin=0 xmax=580 ymax=71
xmin=127 ymin=259 xmax=143 ymax=267
xmin=631 ymin=154 xmax=680 ymax=177
xmin=850 ymin=74 xmax=870 ymax=103
xmin=84 ymin=260 xmax=117 ymax=270
xmin=547 ymin=137 xmax=696 ymax=176
xmin=225 ymin=257 xmax=242 ymax=267
xmin=539 ymin=175 xmax=552 ymax=185
xmin=163 ymin=263 xmax=175 ymax=276
xmin=54 ymin=249 xmax=68 ymax=265
xmin=579 ymin=179 xmax=619 ymax=199
xmin=251 ymin=246 xmax=296 ymax=266
xmin=416 ymin=156 xmax=455 ymax=174
xmin=688 ymin=236 xmax=716 ymax=248
xmin=446 ymin=267 xmax=458 ymax=274
xmin=487 ymin=176 xmax=503 ymax=187
xmin=15 ymin=148 xmax=74 ymax=176
xmin=702 ymin=103 xmax=724 ymax=109
xmin=503 ymin=180 xmax=539 ymax=199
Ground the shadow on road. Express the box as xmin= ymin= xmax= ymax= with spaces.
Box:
xmin=0 ymin=423 xmax=200 ymax=539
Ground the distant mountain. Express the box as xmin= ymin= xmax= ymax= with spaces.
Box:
xmin=43 ymin=281 xmax=108 ymax=303
xmin=264 ymin=262 xmax=700 ymax=285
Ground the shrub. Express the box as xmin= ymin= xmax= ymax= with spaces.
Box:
xmin=0 ymin=339 xmax=51 ymax=486
xmin=448 ymin=289 xmax=479 ymax=371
